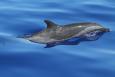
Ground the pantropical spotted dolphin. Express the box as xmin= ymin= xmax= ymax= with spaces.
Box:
xmin=23 ymin=20 xmax=110 ymax=48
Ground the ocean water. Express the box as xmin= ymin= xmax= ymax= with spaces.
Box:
xmin=0 ymin=0 xmax=115 ymax=77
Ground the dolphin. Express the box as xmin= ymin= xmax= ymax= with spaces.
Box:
xmin=22 ymin=20 xmax=110 ymax=48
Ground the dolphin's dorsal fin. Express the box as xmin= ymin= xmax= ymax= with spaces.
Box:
xmin=44 ymin=20 xmax=58 ymax=29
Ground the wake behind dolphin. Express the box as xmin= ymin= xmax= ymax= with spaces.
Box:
xmin=22 ymin=20 xmax=110 ymax=48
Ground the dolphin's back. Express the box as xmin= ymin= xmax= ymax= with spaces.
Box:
xmin=64 ymin=22 xmax=100 ymax=27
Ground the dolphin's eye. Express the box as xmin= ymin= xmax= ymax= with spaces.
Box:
xmin=89 ymin=31 xmax=101 ymax=36
xmin=86 ymin=32 xmax=96 ymax=37
xmin=83 ymin=31 xmax=102 ymax=41
xmin=89 ymin=32 xmax=97 ymax=36
xmin=85 ymin=31 xmax=100 ymax=37
xmin=90 ymin=32 xmax=95 ymax=35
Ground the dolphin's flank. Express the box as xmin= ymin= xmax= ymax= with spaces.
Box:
xmin=22 ymin=20 xmax=110 ymax=48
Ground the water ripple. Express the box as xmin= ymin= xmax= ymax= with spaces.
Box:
xmin=0 ymin=0 xmax=115 ymax=77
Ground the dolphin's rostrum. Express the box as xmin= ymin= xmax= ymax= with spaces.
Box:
xmin=23 ymin=20 xmax=110 ymax=48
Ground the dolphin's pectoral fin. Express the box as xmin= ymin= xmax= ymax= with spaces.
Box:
xmin=44 ymin=42 xmax=57 ymax=48
xmin=44 ymin=20 xmax=58 ymax=29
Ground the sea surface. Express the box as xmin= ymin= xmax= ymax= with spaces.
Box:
xmin=0 ymin=0 xmax=115 ymax=77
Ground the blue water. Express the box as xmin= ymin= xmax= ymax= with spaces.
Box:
xmin=0 ymin=0 xmax=115 ymax=77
